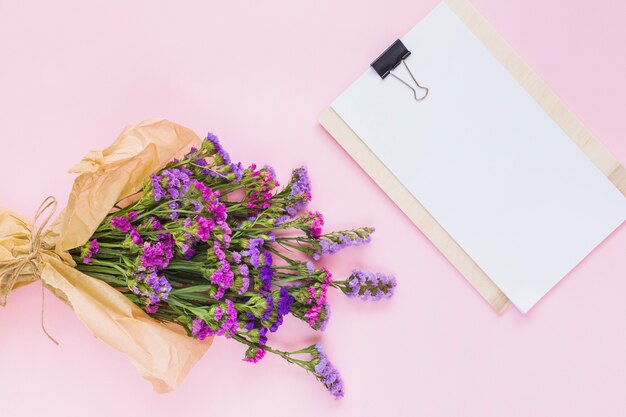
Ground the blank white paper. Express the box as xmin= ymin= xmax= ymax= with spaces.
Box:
xmin=332 ymin=3 xmax=626 ymax=312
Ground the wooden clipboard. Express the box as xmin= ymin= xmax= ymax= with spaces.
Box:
xmin=319 ymin=0 xmax=626 ymax=314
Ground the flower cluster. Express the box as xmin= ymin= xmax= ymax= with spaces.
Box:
xmin=72 ymin=132 xmax=396 ymax=398
xmin=313 ymin=344 xmax=344 ymax=398
xmin=338 ymin=270 xmax=397 ymax=301
xmin=311 ymin=228 xmax=374 ymax=260
xmin=80 ymin=239 xmax=99 ymax=264
xmin=283 ymin=166 xmax=311 ymax=216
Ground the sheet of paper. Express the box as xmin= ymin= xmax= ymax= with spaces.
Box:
xmin=331 ymin=3 xmax=626 ymax=313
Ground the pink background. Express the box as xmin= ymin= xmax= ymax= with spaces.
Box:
xmin=1 ymin=0 xmax=624 ymax=416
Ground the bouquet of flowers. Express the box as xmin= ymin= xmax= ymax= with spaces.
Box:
xmin=0 ymin=120 xmax=395 ymax=397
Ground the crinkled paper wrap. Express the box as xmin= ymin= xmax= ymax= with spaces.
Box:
xmin=0 ymin=119 xmax=211 ymax=393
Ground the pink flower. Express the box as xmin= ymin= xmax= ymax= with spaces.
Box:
xmin=243 ymin=348 xmax=266 ymax=363
xmin=307 ymin=211 xmax=324 ymax=239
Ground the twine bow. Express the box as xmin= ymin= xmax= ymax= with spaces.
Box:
xmin=0 ymin=196 xmax=60 ymax=345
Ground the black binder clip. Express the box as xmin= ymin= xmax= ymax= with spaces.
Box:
xmin=371 ymin=39 xmax=429 ymax=101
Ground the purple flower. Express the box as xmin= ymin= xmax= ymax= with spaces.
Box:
xmin=313 ymin=344 xmax=344 ymax=399
xmin=277 ymin=287 xmax=294 ymax=316
xmin=218 ymin=299 xmax=238 ymax=337
xmin=269 ymin=315 xmax=283 ymax=332
xmin=285 ymin=167 xmax=311 ymax=216
xmin=190 ymin=200 xmax=203 ymax=213
xmin=207 ymin=132 xmax=231 ymax=165
xmin=245 ymin=313 xmax=255 ymax=331
xmin=318 ymin=303 xmax=330 ymax=331
xmin=345 ymin=270 xmax=397 ymax=300
xmin=245 ymin=164 xmax=279 ymax=213
xmin=184 ymin=147 xmax=197 ymax=158
xmin=232 ymin=162 xmax=244 ymax=182
xmin=151 ymin=173 xmax=166 ymax=201
xmin=258 ymin=326 xmax=268 ymax=345
xmin=196 ymin=216 xmax=215 ymax=241
xmin=242 ymin=238 xmax=264 ymax=268
xmin=81 ymin=239 xmax=100 ymax=264
xmin=139 ymin=235 xmax=175 ymax=270
xmin=130 ymin=228 xmax=143 ymax=245
xmin=180 ymin=232 xmax=196 ymax=260
xmin=238 ymin=264 xmax=250 ymax=295
xmin=130 ymin=270 xmax=172 ymax=313
xmin=151 ymin=167 xmax=193 ymax=202
xmin=193 ymin=180 xmax=216 ymax=203
xmin=168 ymin=201 xmax=179 ymax=220
xmin=145 ymin=304 xmax=159 ymax=314
xmin=260 ymin=294 xmax=274 ymax=321
xmin=214 ymin=306 xmax=224 ymax=321
xmin=149 ymin=217 xmax=163 ymax=230
xmin=192 ymin=318 xmax=214 ymax=341
xmin=259 ymin=266 xmax=273 ymax=291
xmin=111 ymin=215 xmax=131 ymax=233
xmin=274 ymin=215 xmax=290 ymax=226
xmin=200 ymin=135 xmax=243 ymax=182
xmin=210 ymin=241 xmax=235 ymax=298
xmin=312 ymin=228 xmax=374 ymax=259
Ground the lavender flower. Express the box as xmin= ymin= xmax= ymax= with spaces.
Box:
xmin=318 ymin=302 xmax=330 ymax=331
xmin=283 ymin=166 xmax=311 ymax=216
xmin=129 ymin=270 xmax=172 ymax=313
xmin=242 ymin=237 xmax=264 ymax=268
xmin=151 ymin=167 xmax=193 ymax=201
xmin=180 ymin=232 xmax=196 ymax=259
xmin=313 ymin=344 xmax=344 ymax=399
xmin=260 ymin=293 xmax=274 ymax=321
xmin=238 ymin=263 xmax=250 ymax=294
xmin=191 ymin=318 xmax=213 ymax=341
xmin=168 ymin=201 xmax=179 ymax=220
xmin=211 ymin=241 xmax=235 ymax=299
xmin=312 ymin=227 xmax=374 ymax=260
xmin=207 ymin=132 xmax=231 ymax=165
xmin=151 ymin=173 xmax=166 ymax=201
xmin=190 ymin=200 xmax=203 ymax=212
xmin=340 ymin=270 xmax=397 ymax=300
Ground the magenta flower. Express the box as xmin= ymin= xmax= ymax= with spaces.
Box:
xmin=307 ymin=211 xmax=324 ymax=239
xmin=81 ymin=239 xmax=100 ymax=264
xmin=243 ymin=346 xmax=266 ymax=363
xmin=110 ymin=215 xmax=131 ymax=233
